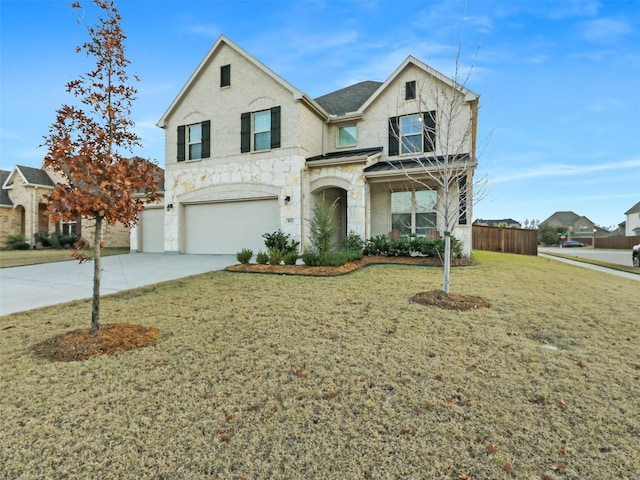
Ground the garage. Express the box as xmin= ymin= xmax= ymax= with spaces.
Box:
xmin=184 ymin=198 xmax=278 ymax=254
xmin=139 ymin=207 xmax=164 ymax=253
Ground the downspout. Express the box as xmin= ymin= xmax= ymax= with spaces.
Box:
xmin=31 ymin=187 xmax=36 ymax=247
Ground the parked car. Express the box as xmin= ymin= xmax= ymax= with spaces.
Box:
xmin=633 ymin=244 xmax=640 ymax=268
xmin=561 ymin=240 xmax=585 ymax=248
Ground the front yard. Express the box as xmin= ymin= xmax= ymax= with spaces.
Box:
xmin=1 ymin=251 xmax=638 ymax=479
xmin=0 ymin=247 xmax=129 ymax=268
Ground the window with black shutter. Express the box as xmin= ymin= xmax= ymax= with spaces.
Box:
xmin=176 ymin=120 xmax=211 ymax=161
xmin=241 ymin=106 xmax=281 ymax=152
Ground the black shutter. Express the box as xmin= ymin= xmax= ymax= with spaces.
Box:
xmin=177 ymin=125 xmax=186 ymax=162
xmin=270 ymin=106 xmax=281 ymax=149
xmin=241 ymin=113 xmax=251 ymax=152
xmin=458 ymin=174 xmax=468 ymax=225
xmin=220 ymin=64 xmax=230 ymax=87
xmin=423 ymin=111 xmax=436 ymax=152
xmin=201 ymin=120 xmax=211 ymax=158
xmin=388 ymin=116 xmax=399 ymax=156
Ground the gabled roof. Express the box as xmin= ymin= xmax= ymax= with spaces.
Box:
xmin=157 ymin=35 xmax=328 ymax=128
xmin=543 ymin=211 xmax=581 ymax=226
xmin=358 ymin=55 xmax=479 ymax=114
xmin=0 ymin=170 xmax=12 ymax=206
xmin=2 ymin=165 xmax=55 ymax=189
xmin=624 ymin=201 xmax=640 ymax=215
xmin=314 ymin=81 xmax=383 ymax=116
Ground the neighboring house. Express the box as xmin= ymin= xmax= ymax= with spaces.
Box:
xmin=624 ymin=201 xmax=640 ymax=236
xmin=473 ymin=218 xmax=522 ymax=228
xmin=144 ymin=35 xmax=479 ymax=257
xmin=1 ymin=162 xmax=157 ymax=248
xmin=541 ymin=210 xmax=607 ymax=245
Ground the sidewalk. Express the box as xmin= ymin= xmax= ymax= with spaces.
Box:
xmin=538 ymin=253 xmax=640 ymax=282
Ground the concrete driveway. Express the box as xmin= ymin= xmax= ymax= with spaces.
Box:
xmin=0 ymin=253 xmax=236 ymax=316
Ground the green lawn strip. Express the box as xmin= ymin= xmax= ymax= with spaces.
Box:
xmin=542 ymin=251 xmax=639 ymax=275
xmin=1 ymin=251 xmax=638 ymax=479
xmin=0 ymin=247 xmax=129 ymax=268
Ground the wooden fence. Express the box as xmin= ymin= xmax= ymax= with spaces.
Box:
xmin=472 ymin=225 xmax=538 ymax=256
xmin=594 ymin=236 xmax=639 ymax=249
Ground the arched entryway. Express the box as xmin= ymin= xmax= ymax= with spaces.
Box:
xmin=312 ymin=187 xmax=347 ymax=250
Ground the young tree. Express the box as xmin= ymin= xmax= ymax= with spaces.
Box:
xmin=43 ymin=0 xmax=159 ymax=333
xmin=390 ymin=51 xmax=488 ymax=293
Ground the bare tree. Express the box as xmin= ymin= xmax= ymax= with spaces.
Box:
xmin=389 ymin=45 xmax=488 ymax=293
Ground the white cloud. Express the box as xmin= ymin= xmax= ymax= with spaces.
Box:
xmin=493 ymin=158 xmax=640 ymax=183
xmin=581 ymin=18 xmax=633 ymax=43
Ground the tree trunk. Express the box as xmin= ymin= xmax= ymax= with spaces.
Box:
xmin=443 ymin=233 xmax=451 ymax=293
xmin=91 ymin=216 xmax=102 ymax=333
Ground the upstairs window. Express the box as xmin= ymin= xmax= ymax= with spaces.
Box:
xmin=220 ymin=64 xmax=231 ymax=87
xmin=400 ymin=114 xmax=423 ymax=154
xmin=388 ymin=111 xmax=436 ymax=156
xmin=253 ymin=110 xmax=271 ymax=151
xmin=338 ymin=125 xmax=357 ymax=147
xmin=177 ymin=120 xmax=210 ymax=161
xmin=241 ymin=106 xmax=281 ymax=152
xmin=405 ymin=80 xmax=416 ymax=100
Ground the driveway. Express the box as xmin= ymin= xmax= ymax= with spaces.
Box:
xmin=0 ymin=253 xmax=236 ymax=316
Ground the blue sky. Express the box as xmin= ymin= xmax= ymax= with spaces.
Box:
xmin=1 ymin=0 xmax=639 ymax=228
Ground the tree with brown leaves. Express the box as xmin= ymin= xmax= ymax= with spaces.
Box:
xmin=43 ymin=0 xmax=159 ymax=333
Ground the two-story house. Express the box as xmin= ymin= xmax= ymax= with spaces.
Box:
xmin=624 ymin=201 xmax=640 ymax=236
xmin=140 ymin=35 xmax=479 ymax=257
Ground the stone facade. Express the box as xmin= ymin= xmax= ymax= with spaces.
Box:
xmin=155 ymin=35 xmax=479 ymax=257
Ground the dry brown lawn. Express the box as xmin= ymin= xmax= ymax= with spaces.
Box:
xmin=1 ymin=251 xmax=638 ymax=479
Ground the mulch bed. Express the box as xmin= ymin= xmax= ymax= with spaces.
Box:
xmin=226 ymin=254 xmax=472 ymax=276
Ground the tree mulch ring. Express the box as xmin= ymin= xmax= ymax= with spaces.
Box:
xmin=411 ymin=290 xmax=491 ymax=311
xmin=33 ymin=323 xmax=162 ymax=362
xmin=226 ymin=255 xmax=472 ymax=276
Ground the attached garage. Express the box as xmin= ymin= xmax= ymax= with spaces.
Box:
xmin=139 ymin=207 xmax=164 ymax=253
xmin=184 ymin=198 xmax=278 ymax=254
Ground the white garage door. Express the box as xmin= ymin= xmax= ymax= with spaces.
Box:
xmin=184 ymin=199 xmax=278 ymax=254
xmin=140 ymin=207 xmax=164 ymax=253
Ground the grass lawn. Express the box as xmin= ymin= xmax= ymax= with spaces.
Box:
xmin=0 ymin=247 xmax=129 ymax=268
xmin=1 ymin=251 xmax=638 ymax=479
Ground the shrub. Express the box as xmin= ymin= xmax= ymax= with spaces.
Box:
xmin=363 ymin=234 xmax=389 ymax=255
xmin=283 ymin=251 xmax=298 ymax=265
xmin=236 ymin=248 xmax=253 ymax=264
xmin=268 ymin=248 xmax=283 ymax=265
xmin=4 ymin=234 xmax=30 ymax=250
xmin=262 ymin=230 xmax=299 ymax=255
xmin=256 ymin=251 xmax=269 ymax=265
xmin=308 ymin=193 xmax=338 ymax=258
xmin=301 ymin=251 xmax=321 ymax=266
xmin=12 ymin=241 xmax=31 ymax=250
xmin=342 ymin=230 xmax=364 ymax=253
